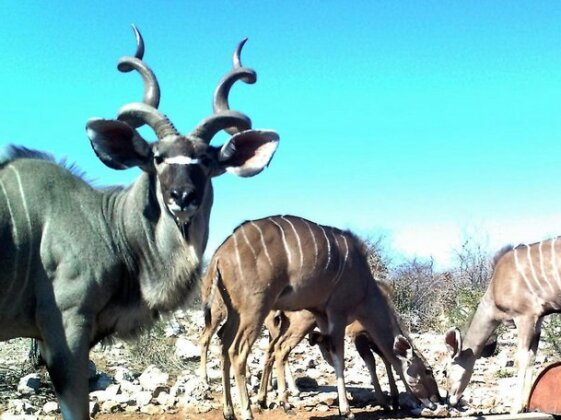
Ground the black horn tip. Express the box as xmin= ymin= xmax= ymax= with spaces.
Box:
xmin=131 ymin=24 xmax=145 ymax=60
xmin=233 ymin=38 xmax=249 ymax=68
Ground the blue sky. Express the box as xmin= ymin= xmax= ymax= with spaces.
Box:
xmin=1 ymin=2 xmax=560 ymax=267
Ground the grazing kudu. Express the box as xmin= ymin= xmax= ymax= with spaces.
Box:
xmin=205 ymin=215 xmax=441 ymax=419
xmin=258 ymin=308 xmax=400 ymax=410
xmin=200 ymin=264 xmax=399 ymax=409
xmin=0 ymin=27 xmax=279 ymax=419
xmin=255 ymin=281 xmax=400 ymax=410
xmin=445 ymin=240 xmax=561 ymax=413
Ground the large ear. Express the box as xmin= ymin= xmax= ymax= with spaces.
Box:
xmin=215 ymin=129 xmax=279 ymax=177
xmin=393 ymin=335 xmax=413 ymax=362
xmin=444 ymin=327 xmax=462 ymax=359
xmin=86 ymin=118 xmax=152 ymax=171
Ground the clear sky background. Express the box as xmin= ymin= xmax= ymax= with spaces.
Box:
xmin=1 ymin=1 xmax=560 ymax=268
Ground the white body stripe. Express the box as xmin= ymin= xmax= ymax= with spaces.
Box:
xmin=232 ymin=231 xmax=244 ymax=280
xmin=538 ymin=241 xmax=556 ymax=295
xmin=163 ymin=156 xmax=200 ymax=165
xmin=270 ymin=218 xmax=292 ymax=265
xmin=281 ymin=217 xmax=303 ymax=270
xmin=303 ymin=220 xmax=319 ymax=272
xmin=551 ymin=238 xmax=561 ymax=291
xmin=318 ymin=225 xmax=332 ymax=270
xmin=333 ymin=235 xmax=349 ymax=284
xmin=250 ymin=221 xmax=273 ymax=267
xmin=526 ymin=244 xmax=544 ymax=295
xmin=513 ymin=247 xmax=538 ymax=297
xmin=240 ymin=225 xmax=258 ymax=263
xmin=9 ymin=165 xmax=33 ymax=292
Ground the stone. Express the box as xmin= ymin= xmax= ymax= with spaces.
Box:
xmin=138 ymin=365 xmax=169 ymax=392
xmin=42 ymin=401 xmax=58 ymax=414
xmin=89 ymin=372 xmax=113 ymax=392
xmin=175 ymin=337 xmax=200 ymax=361
xmin=100 ymin=400 xmax=122 ymax=413
xmin=17 ymin=374 xmax=41 ymax=396
xmin=113 ymin=366 xmax=135 ymax=383
xmin=140 ymin=404 xmax=163 ymax=415
xmin=133 ymin=390 xmax=153 ymax=407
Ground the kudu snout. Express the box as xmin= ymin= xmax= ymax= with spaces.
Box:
xmin=170 ymin=188 xmax=199 ymax=210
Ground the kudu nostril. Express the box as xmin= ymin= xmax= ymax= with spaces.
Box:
xmin=171 ymin=189 xmax=197 ymax=210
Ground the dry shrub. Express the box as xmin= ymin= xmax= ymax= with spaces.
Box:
xmin=127 ymin=321 xmax=190 ymax=375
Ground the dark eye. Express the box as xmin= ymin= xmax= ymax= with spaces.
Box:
xmin=154 ymin=155 xmax=163 ymax=164
xmin=200 ymin=156 xmax=212 ymax=167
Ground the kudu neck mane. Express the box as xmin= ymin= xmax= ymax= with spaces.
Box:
xmin=103 ymin=171 xmax=203 ymax=312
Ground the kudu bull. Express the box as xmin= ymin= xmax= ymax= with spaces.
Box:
xmin=204 ymin=215 xmax=441 ymax=419
xmin=0 ymin=27 xmax=279 ymax=419
xmin=445 ymin=240 xmax=561 ymax=413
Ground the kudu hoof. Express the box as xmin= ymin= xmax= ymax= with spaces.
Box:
xmin=338 ymin=410 xmax=355 ymax=419
xmin=280 ymin=401 xmax=295 ymax=415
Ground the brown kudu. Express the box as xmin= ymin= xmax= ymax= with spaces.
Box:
xmin=258 ymin=308 xmax=400 ymax=410
xmin=445 ymin=240 xmax=561 ymax=413
xmin=203 ymin=215 xmax=441 ymax=419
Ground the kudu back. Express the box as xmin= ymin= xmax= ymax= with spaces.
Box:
xmin=0 ymin=27 xmax=279 ymax=419
xmin=204 ymin=215 xmax=441 ymax=419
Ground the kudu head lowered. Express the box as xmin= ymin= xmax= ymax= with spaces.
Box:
xmin=87 ymin=27 xmax=278 ymax=226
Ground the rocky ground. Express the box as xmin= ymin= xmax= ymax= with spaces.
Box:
xmin=0 ymin=309 xmax=557 ymax=419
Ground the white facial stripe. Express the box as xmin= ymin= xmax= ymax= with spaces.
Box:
xmin=163 ymin=156 xmax=200 ymax=165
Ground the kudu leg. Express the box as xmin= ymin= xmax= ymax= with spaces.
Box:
xmin=383 ymin=358 xmax=399 ymax=410
xmin=39 ymin=317 xmax=91 ymax=420
xmin=284 ymin=362 xmax=299 ymax=397
xmin=325 ymin=317 xmax=353 ymax=419
xmin=220 ymin=314 xmax=238 ymax=420
xmin=512 ymin=316 xmax=542 ymax=414
xmin=353 ymin=335 xmax=389 ymax=408
xmin=256 ymin=331 xmax=280 ymax=408
xmin=229 ymin=314 xmax=266 ymax=420
xmin=199 ymin=308 xmax=224 ymax=384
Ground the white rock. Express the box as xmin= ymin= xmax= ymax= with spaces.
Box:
xmin=133 ymin=390 xmax=153 ymax=407
xmin=138 ymin=365 xmax=169 ymax=391
xmin=42 ymin=401 xmax=58 ymax=414
xmin=113 ymin=366 xmax=135 ymax=383
xmin=175 ymin=337 xmax=200 ymax=361
xmin=17 ymin=373 xmax=41 ymax=395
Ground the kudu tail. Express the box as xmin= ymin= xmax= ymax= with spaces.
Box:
xmin=203 ymin=259 xmax=221 ymax=329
